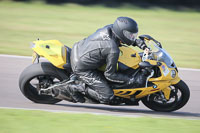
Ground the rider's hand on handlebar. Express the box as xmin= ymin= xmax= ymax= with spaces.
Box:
xmin=134 ymin=39 xmax=147 ymax=50
xmin=144 ymin=47 xmax=150 ymax=55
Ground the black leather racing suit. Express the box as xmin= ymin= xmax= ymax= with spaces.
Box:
xmin=70 ymin=24 xmax=131 ymax=103
xmin=70 ymin=24 xmax=145 ymax=103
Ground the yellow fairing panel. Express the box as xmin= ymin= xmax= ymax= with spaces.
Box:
xmin=113 ymin=59 xmax=181 ymax=99
xmin=162 ymin=87 xmax=171 ymax=100
xmin=146 ymin=60 xmax=181 ymax=84
xmin=118 ymin=47 xmax=141 ymax=69
xmin=98 ymin=46 xmax=141 ymax=71
xmin=32 ymin=40 xmax=66 ymax=69
xmin=113 ymin=81 xmax=170 ymax=99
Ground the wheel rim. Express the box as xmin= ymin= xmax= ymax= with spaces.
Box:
xmin=147 ymin=85 xmax=183 ymax=109
xmin=30 ymin=75 xmax=60 ymax=91
xmin=24 ymin=74 xmax=62 ymax=101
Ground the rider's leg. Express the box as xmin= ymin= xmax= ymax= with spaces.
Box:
xmin=75 ymin=70 xmax=114 ymax=104
xmin=66 ymin=83 xmax=85 ymax=103
xmin=50 ymin=79 xmax=86 ymax=103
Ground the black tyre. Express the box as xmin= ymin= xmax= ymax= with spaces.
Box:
xmin=142 ymin=80 xmax=190 ymax=112
xmin=19 ymin=62 xmax=69 ymax=104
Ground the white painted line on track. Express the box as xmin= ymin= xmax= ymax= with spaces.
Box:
xmin=0 ymin=54 xmax=47 ymax=60
xmin=0 ymin=54 xmax=32 ymax=59
xmin=0 ymin=106 xmax=140 ymax=118
xmin=1 ymin=106 xmax=199 ymax=120
xmin=1 ymin=54 xmax=200 ymax=71
xmin=178 ymin=68 xmax=200 ymax=72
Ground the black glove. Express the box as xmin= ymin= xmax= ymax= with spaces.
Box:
xmin=127 ymin=76 xmax=136 ymax=85
xmin=127 ymin=69 xmax=150 ymax=86
xmin=133 ymin=39 xmax=147 ymax=50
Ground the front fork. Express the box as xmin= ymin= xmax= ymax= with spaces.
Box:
xmin=160 ymin=76 xmax=181 ymax=100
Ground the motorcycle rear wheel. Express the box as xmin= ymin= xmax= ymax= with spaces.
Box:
xmin=19 ymin=62 xmax=69 ymax=104
xmin=142 ymin=80 xmax=190 ymax=112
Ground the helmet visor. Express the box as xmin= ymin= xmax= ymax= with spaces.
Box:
xmin=123 ymin=30 xmax=138 ymax=42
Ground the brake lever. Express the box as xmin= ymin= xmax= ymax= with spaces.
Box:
xmin=142 ymin=48 xmax=152 ymax=61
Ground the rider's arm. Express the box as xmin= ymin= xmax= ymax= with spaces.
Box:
xmin=104 ymin=52 xmax=129 ymax=84
xmin=133 ymin=39 xmax=147 ymax=50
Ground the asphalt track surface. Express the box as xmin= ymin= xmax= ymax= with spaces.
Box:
xmin=0 ymin=55 xmax=200 ymax=119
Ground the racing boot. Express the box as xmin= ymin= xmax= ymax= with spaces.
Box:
xmin=50 ymin=78 xmax=86 ymax=103
xmin=63 ymin=74 xmax=86 ymax=103
xmin=85 ymin=87 xmax=115 ymax=104
xmin=67 ymin=83 xmax=86 ymax=103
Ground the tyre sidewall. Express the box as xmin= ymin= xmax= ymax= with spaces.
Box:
xmin=19 ymin=62 xmax=69 ymax=104
xmin=142 ymin=80 xmax=190 ymax=112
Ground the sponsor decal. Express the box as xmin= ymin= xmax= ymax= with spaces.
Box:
xmin=100 ymin=32 xmax=110 ymax=41
xmin=161 ymin=65 xmax=165 ymax=70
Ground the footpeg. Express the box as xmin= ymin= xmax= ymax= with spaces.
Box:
xmin=38 ymin=78 xmax=86 ymax=103
xmin=39 ymin=88 xmax=52 ymax=95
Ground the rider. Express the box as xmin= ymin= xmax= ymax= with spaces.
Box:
xmin=69 ymin=17 xmax=148 ymax=103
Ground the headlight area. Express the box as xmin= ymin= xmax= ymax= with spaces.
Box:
xmin=171 ymin=70 xmax=176 ymax=78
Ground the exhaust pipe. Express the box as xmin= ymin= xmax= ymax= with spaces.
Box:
xmin=51 ymin=88 xmax=74 ymax=102
xmin=39 ymin=80 xmax=75 ymax=102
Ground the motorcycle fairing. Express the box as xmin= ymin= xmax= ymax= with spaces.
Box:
xmin=113 ymin=61 xmax=180 ymax=100
xmin=118 ymin=46 xmax=141 ymax=69
xmin=32 ymin=40 xmax=141 ymax=70
xmin=31 ymin=40 xmax=180 ymax=101
xmin=113 ymin=81 xmax=171 ymax=99
xmin=98 ymin=46 xmax=141 ymax=71
xmin=146 ymin=60 xmax=180 ymax=84
xmin=32 ymin=40 xmax=67 ymax=69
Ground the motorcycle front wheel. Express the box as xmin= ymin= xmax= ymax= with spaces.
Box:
xmin=142 ymin=80 xmax=190 ymax=112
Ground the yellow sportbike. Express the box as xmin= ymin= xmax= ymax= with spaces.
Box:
xmin=19 ymin=35 xmax=190 ymax=112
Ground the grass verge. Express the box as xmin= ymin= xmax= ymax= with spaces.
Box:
xmin=0 ymin=1 xmax=200 ymax=68
xmin=0 ymin=108 xmax=200 ymax=133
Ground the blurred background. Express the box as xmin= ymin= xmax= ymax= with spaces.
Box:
xmin=0 ymin=0 xmax=200 ymax=68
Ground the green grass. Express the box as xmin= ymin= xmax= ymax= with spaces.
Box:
xmin=0 ymin=108 xmax=200 ymax=133
xmin=0 ymin=1 xmax=200 ymax=68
